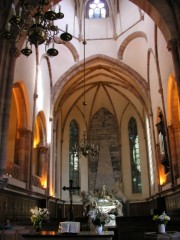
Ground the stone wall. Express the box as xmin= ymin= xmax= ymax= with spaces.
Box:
xmin=89 ymin=108 xmax=121 ymax=192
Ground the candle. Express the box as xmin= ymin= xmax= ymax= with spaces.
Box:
xmin=12 ymin=3 xmax=16 ymax=15
xmin=66 ymin=24 xmax=68 ymax=32
xmin=59 ymin=5 xmax=61 ymax=13
xmin=19 ymin=7 xmax=22 ymax=17
xmin=8 ymin=23 xmax=11 ymax=31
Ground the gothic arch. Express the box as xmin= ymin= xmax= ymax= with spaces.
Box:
xmin=12 ymin=82 xmax=30 ymax=129
xmin=167 ymin=74 xmax=180 ymax=181
xmin=52 ymin=54 xmax=150 ymax=108
xmin=32 ymin=111 xmax=48 ymax=183
xmin=54 ymin=36 xmax=79 ymax=62
xmin=118 ymin=31 xmax=148 ymax=60
xmin=130 ymin=0 xmax=178 ymax=41
xmin=167 ymin=74 xmax=180 ymax=126
xmin=34 ymin=111 xmax=47 ymax=147
xmin=6 ymin=82 xmax=31 ymax=180
xmin=147 ymin=48 xmax=155 ymax=85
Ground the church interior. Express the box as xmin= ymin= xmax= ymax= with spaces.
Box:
xmin=0 ymin=0 xmax=180 ymax=239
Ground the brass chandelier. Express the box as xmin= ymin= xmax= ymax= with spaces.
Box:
xmin=2 ymin=0 xmax=72 ymax=57
xmin=72 ymin=131 xmax=99 ymax=158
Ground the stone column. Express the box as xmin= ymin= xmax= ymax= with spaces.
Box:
xmin=16 ymin=128 xmax=32 ymax=182
xmin=168 ymin=125 xmax=180 ymax=181
xmin=0 ymin=43 xmax=20 ymax=177
xmin=167 ymin=38 xmax=180 ymax=99
xmin=38 ymin=146 xmax=48 ymax=179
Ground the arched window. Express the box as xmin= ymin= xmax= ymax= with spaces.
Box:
xmin=86 ymin=0 xmax=109 ymax=19
xmin=128 ymin=117 xmax=142 ymax=193
xmin=146 ymin=115 xmax=154 ymax=186
xmin=69 ymin=120 xmax=79 ymax=194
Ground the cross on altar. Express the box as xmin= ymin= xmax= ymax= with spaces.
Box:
xmin=63 ymin=179 xmax=80 ymax=220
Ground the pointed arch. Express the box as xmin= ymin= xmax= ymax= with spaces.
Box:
xmin=167 ymin=74 xmax=180 ymax=126
xmin=6 ymin=82 xmax=31 ymax=180
xmin=167 ymin=74 xmax=180 ymax=182
xmin=69 ymin=119 xmax=79 ymax=194
xmin=118 ymin=31 xmax=147 ymax=60
xmin=54 ymin=37 xmax=79 ymax=62
xmin=34 ymin=111 xmax=47 ymax=147
xmin=32 ymin=111 xmax=47 ymax=181
xmin=12 ymin=82 xmax=31 ymax=129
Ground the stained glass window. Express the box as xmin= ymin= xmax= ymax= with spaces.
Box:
xmin=86 ymin=0 xmax=108 ymax=19
xmin=69 ymin=120 xmax=79 ymax=194
xmin=128 ymin=117 xmax=142 ymax=193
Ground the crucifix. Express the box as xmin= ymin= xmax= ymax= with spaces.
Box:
xmin=63 ymin=179 xmax=80 ymax=221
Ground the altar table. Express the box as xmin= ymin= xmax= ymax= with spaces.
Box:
xmin=21 ymin=231 xmax=114 ymax=240
xmin=144 ymin=231 xmax=180 ymax=240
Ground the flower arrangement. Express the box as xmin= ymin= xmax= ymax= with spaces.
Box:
xmin=30 ymin=206 xmax=49 ymax=230
xmin=153 ymin=211 xmax=170 ymax=225
xmin=87 ymin=208 xmax=111 ymax=226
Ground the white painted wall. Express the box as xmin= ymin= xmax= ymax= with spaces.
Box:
xmin=12 ymin=0 xmax=175 ymax=203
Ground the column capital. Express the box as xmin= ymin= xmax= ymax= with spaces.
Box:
xmin=17 ymin=128 xmax=31 ymax=137
xmin=38 ymin=146 xmax=49 ymax=153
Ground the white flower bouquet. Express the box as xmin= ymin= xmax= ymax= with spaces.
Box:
xmin=88 ymin=208 xmax=111 ymax=226
xmin=153 ymin=211 xmax=170 ymax=225
xmin=30 ymin=206 xmax=49 ymax=229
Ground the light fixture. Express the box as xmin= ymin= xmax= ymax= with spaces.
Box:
xmin=72 ymin=131 xmax=99 ymax=158
xmin=71 ymin=9 xmax=98 ymax=159
xmin=1 ymin=0 xmax=72 ymax=57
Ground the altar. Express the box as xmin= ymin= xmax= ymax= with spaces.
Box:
xmin=81 ymin=184 xmax=125 ymax=228
xmin=21 ymin=231 xmax=114 ymax=240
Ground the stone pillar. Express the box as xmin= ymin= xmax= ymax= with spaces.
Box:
xmin=38 ymin=146 xmax=48 ymax=179
xmin=167 ymin=38 xmax=180 ymax=99
xmin=0 ymin=43 xmax=20 ymax=177
xmin=16 ymin=128 xmax=32 ymax=182
xmin=168 ymin=125 xmax=180 ymax=181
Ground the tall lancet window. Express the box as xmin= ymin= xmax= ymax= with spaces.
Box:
xmin=86 ymin=0 xmax=109 ymax=19
xmin=128 ymin=117 xmax=142 ymax=193
xmin=69 ymin=120 xmax=79 ymax=194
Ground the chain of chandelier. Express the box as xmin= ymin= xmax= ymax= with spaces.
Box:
xmin=71 ymin=6 xmax=99 ymax=159
xmin=1 ymin=0 xmax=72 ymax=57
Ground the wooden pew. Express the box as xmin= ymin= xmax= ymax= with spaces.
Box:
xmin=116 ymin=216 xmax=180 ymax=240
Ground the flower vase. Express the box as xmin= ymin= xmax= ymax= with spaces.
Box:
xmin=95 ymin=225 xmax=103 ymax=234
xmin=34 ymin=222 xmax=42 ymax=232
xmin=158 ymin=224 xmax=166 ymax=234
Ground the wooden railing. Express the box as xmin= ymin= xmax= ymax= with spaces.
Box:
xmin=6 ymin=163 xmax=21 ymax=180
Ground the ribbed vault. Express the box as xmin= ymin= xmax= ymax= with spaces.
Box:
xmin=52 ymin=55 xmax=150 ymax=133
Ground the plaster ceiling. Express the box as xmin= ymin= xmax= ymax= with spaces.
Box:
xmin=51 ymin=0 xmax=150 ymax=129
